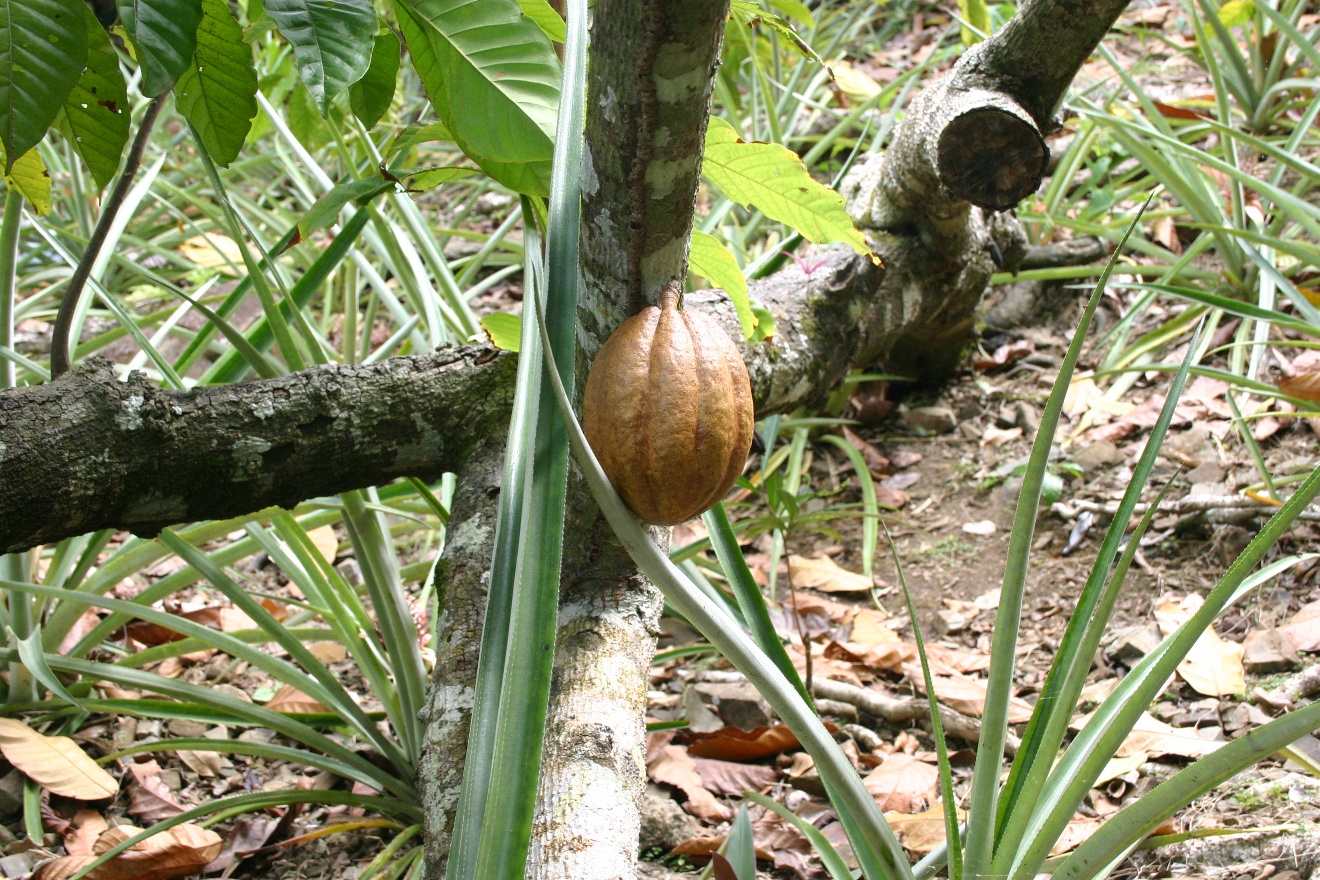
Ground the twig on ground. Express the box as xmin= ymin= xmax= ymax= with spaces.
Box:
xmin=1257 ymin=663 xmax=1320 ymax=710
xmin=1128 ymin=828 xmax=1320 ymax=876
xmin=1053 ymin=496 xmax=1320 ymax=523
xmin=811 ymin=678 xmax=1019 ymax=755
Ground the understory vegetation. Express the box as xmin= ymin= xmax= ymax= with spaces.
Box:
xmin=0 ymin=0 xmax=1317 ymax=879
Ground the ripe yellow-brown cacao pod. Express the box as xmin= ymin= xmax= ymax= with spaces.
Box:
xmin=583 ymin=291 xmax=754 ymax=526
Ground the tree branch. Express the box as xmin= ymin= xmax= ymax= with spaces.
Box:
xmin=0 ymin=351 xmax=516 ymax=552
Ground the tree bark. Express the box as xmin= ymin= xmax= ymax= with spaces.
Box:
xmin=0 ymin=351 xmax=517 ymax=553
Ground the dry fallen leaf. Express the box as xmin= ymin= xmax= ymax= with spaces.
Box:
xmin=1277 ymin=600 xmax=1320 ymax=652
xmin=980 ymin=425 xmax=1022 ymax=447
xmin=265 ymin=685 xmax=330 ymax=714
xmin=849 ymin=609 xmax=900 ymax=645
xmin=689 ymin=756 xmax=778 ymax=797
xmin=884 ymin=805 xmax=964 ymax=853
xmin=1117 ymin=713 xmax=1223 ymax=760
xmin=174 ymin=749 xmax=224 ymax=778
xmin=1154 ymin=595 xmax=1245 ymax=696
xmin=306 ymin=641 xmax=348 ymax=664
xmin=787 ymin=555 xmax=874 ymax=593
xmin=0 ymin=719 xmax=118 ymax=800
xmin=863 ymin=753 xmax=939 ymax=812
xmin=35 ymin=822 xmax=223 ymax=880
xmin=63 ymin=809 xmax=109 ymax=857
xmin=648 ymin=745 xmax=731 ymax=822
xmin=684 ymin=725 xmax=803 ymax=761
xmin=305 ymin=525 xmax=339 ymax=564
xmin=178 ymin=233 xmax=243 ymax=271
xmin=126 ymin=761 xmax=184 ymax=824
xmin=1051 ymin=816 xmax=1105 ymax=855
xmin=828 ymin=58 xmax=882 ymax=100
xmin=1278 ymin=369 xmax=1320 ymax=404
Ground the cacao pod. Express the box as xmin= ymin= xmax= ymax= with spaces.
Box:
xmin=583 ymin=291 xmax=754 ymax=526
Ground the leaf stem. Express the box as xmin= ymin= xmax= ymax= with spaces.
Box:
xmin=50 ymin=94 xmax=166 ymax=377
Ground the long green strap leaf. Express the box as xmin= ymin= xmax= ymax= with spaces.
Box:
xmin=702 ymin=503 xmax=810 ymax=706
xmin=469 ymin=0 xmax=584 ymax=875
xmin=444 ymin=211 xmax=545 ymax=880
xmin=963 ymin=199 xmax=1154 ymax=880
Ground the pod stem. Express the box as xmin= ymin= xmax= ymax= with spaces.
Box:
xmin=659 ymin=284 xmax=681 ymax=311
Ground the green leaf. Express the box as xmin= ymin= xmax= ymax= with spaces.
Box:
xmin=749 ymin=303 xmax=775 ymax=343
xmin=117 ymin=0 xmax=203 ymax=96
xmin=400 ymin=165 xmax=478 ymax=192
xmin=728 ymin=0 xmax=824 ymax=67
xmin=264 ymin=0 xmax=378 ymax=115
xmin=723 ymin=805 xmax=757 ymax=880
xmin=349 ymin=30 xmax=399 ymax=130
xmin=298 ymin=176 xmax=396 ymax=235
xmin=11 ymin=628 xmax=83 ymax=708
xmin=1217 ymin=0 xmax=1255 ymax=27
xmin=702 ymin=117 xmax=877 ymax=263
xmin=957 ymin=0 xmax=991 ymax=44
xmin=479 ymin=311 xmax=521 ymax=352
xmin=174 ymin=0 xmax=257 ymax=167
xmin=2 ymin=148 xmax=51 ymax=214
xmin=385 ymin=120 xmax=453 ymax=165
xmin=516 ymin=0 xmax=565 ymax=43
xmin=395 ymin=0 xmax=559 ymax=196
xmin=0 ymin=0 xmax=87 ymax=168
xmin=57 ymin=8 xmax=129 ymax=190
xmin=689 ymin=229 xmax=756 ymax=340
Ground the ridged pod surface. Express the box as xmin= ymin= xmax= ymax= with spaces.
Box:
xmin=583 ymin=291 xmax=754 ymax=526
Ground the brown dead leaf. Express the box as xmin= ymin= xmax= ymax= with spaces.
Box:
xmin=1051 ymin=816 xmax=1105 ymax=855
xmin=884 ymin=805 xmax=963 ymax=853
xmin=849 ymin=610 xmax=899 ymax=645
xmin=1154 ymin=595 xmax=1245 ymax=696
xmin=1277 ymin=600 xmax=1320 ymax=652
xmin=684 ymin=725 xmax=802 ymax=761
xmin=973 ymin=339 xmax=1035 ymax=371
xmin=787 ymin=555 xmax=874 ymax=593
xmin=648 ymin=745 xmax=731 ymax=821
xmin=875 ymin=484 xmax=910 ymax=509
xmin=669 ymin=834 xmax=775 ymax=863
xmin=36 ymin=823 xmax=223 ymax=880
xmin=980 ymin=425 xmax=1022 ymax=447
xmin=1149 ymin=214 xmax=1183 ymax=253
xmin=795 ymin=643 xmax=867 ymax=686
xmin=306 ymin=641 xmax=348 ymax=664
xmin=863 ymin=753 xmax=938 ymax=812
xmin=689 ymin=756 xmax=778 ymax=797
xmin=126 ymin=761 xmax=184 ymax=823
xmin=889 ymin=450 xmax=923 ymax=469
xmin=305 ymin=525 xmax=339 ymax=564
xmin=842 ymin=426 xmax=889 ymax=473
xmin=1117 ymin=713 xmax=1223 ymax=760
xmin=64 ymin=809 xmax=109 ymax=856
xmin=174 ymin=749 xmax=224 ymax=778
xmin=264 ymin=685 xmax=330 ymax=714
xmin=1277 ymin=369 xmax=1320 ymax=403
xmin=0 ymin=719 xmax=118 ymax=800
